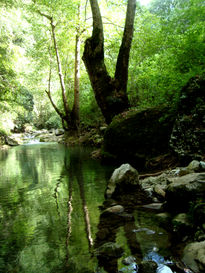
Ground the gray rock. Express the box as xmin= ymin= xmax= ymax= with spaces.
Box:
xmin=55 ymin=129 xmax=64 ymax=136
xmin=157 ymin=264 xmax=173 ymax=273
xmin=103 ymin=205 xmax=124 ymax=214
xmin=187 ymin=160 xmax=201 ymax=172
xmin=172 ymin=213 xmax=192 ymax=233
xmin=142 ymin=203 xmax=163 ymax=210
xmin=155 ymin=213 xmax=171 ymax=226
xmin=165 ymin=173 xmax=205 ymax=211
xmin=183 ymin=241 xmax=205 ymax=272
xmin=122 ymin=256 xmax=136 ymax=265
xmin=200 ymin=161 xmax=205 ymax=171
xmin=106 ymin=164 xmax=139 ymax=198
xmin=140 ymin=173 xmax=169 ymax=200
xmin=5 ymin=136 xmax=19 ymax=146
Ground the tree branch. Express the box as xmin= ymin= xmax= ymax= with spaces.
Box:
xmin=45 ymin=64 xmax=66 ymax=120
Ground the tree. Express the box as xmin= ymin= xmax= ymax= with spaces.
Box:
xmin=83 ymin=0 xmax=137 ymax=124
xmin=35 ymin=1 xmax=83 ymax=134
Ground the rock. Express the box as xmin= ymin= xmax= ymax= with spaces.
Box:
xmin=142 ymin=203 xmax=163 ymax=210
xmin=39 ymin=134 xmax=57 ymax=142
xmin=103 ymin=106 xmax=176 ymax=169
xmin=103 ymin=205 xmax=124 ymax=215
xmin=200 ymin=161 xmax=205 ymax=171
xmin=165 ymin=173 xmax=205 ymax=212
xmin=155 ymin=213 xmax=172 ymax=227
xmin=157 ymin=264 xmax=173 ymax=273
xmin=170 ymin=74 xmax=205 ymax=163
xmin=176 ymin=167 xmax=191 ymax=176
xmin=183 ymin=241 xmax=205 ymax=272
xmin=187 ymin=160 xmax=201 ymax=172
xmin=24 ymin=124 xmax=33 ymax=133
xmin=140 ymin=173 xmax=170 ymax=200
xmin=122 ymin=256 xmax=136 ymax=266
xmin=193 ymin=202 xmax=205 ymax=228
xmin=154 ymin=185 xmax=166 ymax=198
xmin=138 ymin=260 xmax=158 ymax=273
xmin=55 ymin=129 xmax=64 ymax=136
xmin=106 ymin=164 xmax=139 ymax=198
xmin=94 ymin=242 xmax=124 ymax=258
xmin=5 ymin=136 xmax=19 ymax=146
xmin=172 ymin=213 xmax=192 ymax=235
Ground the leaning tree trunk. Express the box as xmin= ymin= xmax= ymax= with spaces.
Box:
xmin=83 ymin=0 xmax=136 ymax=124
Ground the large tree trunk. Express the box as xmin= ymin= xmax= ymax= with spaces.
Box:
xmin=83 ymin=0 xmax=136 ymax=124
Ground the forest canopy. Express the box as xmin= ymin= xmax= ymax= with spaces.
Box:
xmin=0 ymin=0 xmax=204 ymax=134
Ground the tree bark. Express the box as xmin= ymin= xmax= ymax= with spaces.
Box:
xmin=71 ymin=4 xmax=81 ymax=132
xmin=50 ymin=19 xmax=71 ymax=120
xmin=83 ymin=0 xmax=136 ymax=124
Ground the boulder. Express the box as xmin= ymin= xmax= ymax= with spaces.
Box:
xmin=5 ymin=136 xmax=19 ymax=146
xmin=103 ymin=106 xmax=176 ymax=169
xmin=187 ymin=160 xmax=201 ymax=172
xmin=165 ymin=173 xmax=205 ymax=212
xmin=106 ymin=164 xmax=139 ymax=198
xmin=140 ymin=173 xmax=170 ymax=200
xmin=183 ymin=241 xmax=205 ymax=272
xmin=172 ymin=213 xmax=193 ymax=236
xmin=55 ymin=129 xmax=64 ymax=136
xmin=170 ymin=74 xmax=205 ymax=163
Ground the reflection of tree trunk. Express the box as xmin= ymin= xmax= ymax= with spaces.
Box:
xmin=75 ymin=165 xmax=93 ymax=249
xmin=65 ymin=169 xmax=73 ymax=265
xmin=53 ymin=179 xmax=61 ymax=217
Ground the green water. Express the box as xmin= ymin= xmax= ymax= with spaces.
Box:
xmin=0 ymin=143 xmax=175 ymax=273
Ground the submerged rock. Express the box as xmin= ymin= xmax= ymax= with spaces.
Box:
xmin=94 ymin=242 xmax=124 ymax=258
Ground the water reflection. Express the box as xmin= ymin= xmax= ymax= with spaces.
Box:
xmin=0 ymin=144 xmax=178 ymax=273
xmin=0 ymin=144 xmax=111 ymax=273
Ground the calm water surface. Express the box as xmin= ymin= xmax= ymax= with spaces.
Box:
xmin=0 ymin=143 xmax=175 ymax=273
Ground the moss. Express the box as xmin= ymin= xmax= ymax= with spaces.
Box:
xmin=103 ymin=105 xmax=176 ymax=169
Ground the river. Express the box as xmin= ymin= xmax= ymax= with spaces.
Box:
xmin=0 ymin=143 xmax=178 ymax=273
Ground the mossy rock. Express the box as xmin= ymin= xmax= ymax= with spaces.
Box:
xmin=103 ymin=106 xmax=176 ymax=169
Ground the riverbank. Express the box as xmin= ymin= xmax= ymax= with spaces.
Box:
xmin=101 ymin=161 xmax=205 ymax=272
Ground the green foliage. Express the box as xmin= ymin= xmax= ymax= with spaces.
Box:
xmin=1 ymin=0 xmax=204 ymax=133
xmin=128 ymin=0 xmax=205 ymax=108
